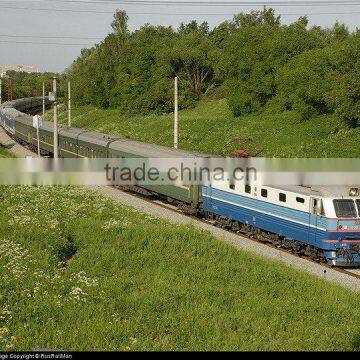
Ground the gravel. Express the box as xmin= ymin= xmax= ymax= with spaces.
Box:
xmin=0 ymin=127 xmax=36 ymax=157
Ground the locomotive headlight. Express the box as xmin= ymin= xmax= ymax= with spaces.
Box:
xmin=349 ymin=188 xmax=359 ymax=196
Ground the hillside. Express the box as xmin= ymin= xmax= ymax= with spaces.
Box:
xmin=0 ymin=185 xmax=359 ymax=351
xmin=53 ymin=99 xmax=360 ymax=157
xmin=67 ymin=10 xmax=360 ymax=129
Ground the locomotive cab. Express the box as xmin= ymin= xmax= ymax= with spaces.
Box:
xmin=321 ymin=188 xmax=360 ymax=266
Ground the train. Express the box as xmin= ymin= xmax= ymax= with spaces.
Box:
xmin=1 ymin=97 xmax=360 ymax=267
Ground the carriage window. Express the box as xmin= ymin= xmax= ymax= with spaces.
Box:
xmin=279 ymin=193 xmax=286 ymax=202
xmin=245 ymin=185 xmax=251 ymax=194
xmin=261 ymin=189 xmax=268 ymax=198
xmin=333 ymin=199 xmax=357 ymax=218
xmin=296 ymin=197 xmax=305 ymax=204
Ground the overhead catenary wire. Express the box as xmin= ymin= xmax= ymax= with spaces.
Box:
xmin=2 ymin=0 xmax=360 ymax=7
xmin=1 ymin=5 xmax=360 ymax=16
xmin=39 ymin=0 xmax=360 ymax=5
xmin=0 ymin=40 xmax=93 ymax=46
xmin=0 ymin=34 xmax=103 ymax=41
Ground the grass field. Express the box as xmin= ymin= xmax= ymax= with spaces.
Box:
xmin=0 ymin=185 xmax=359 ymax=351
xmin=52 ymin=99 xmax=360 ymax=157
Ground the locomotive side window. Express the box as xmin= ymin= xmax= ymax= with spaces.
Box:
xmin=312 ymin=198 xmax=325 ymax=215
xmin=245 ymin=185 xmax=251 ymax=194
xmin=296 ymin=197 xmax=305 ymax=204
xmin=333 ymin=199 xmax=357 ymax=218
xmin=261 ymin=189 xmax=268 ymax=198
xmin=279 ymin=193 xmax=286 ymax=202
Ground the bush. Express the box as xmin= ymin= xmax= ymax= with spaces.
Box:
xmin=52 ymin=235 xmax=77 ymax=263
xmin=275 ymin=34 xmax=360 ymax=126
xmin=225 ymin=80 xmax=262 ymax=116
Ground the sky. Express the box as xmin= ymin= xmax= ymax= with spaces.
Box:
xmin=0 ymin=0 xmax=359 ymax=73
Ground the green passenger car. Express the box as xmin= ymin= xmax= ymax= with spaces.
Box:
xmin=13 ymin=115 xmax=206 ymax=208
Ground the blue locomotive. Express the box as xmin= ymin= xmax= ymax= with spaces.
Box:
xmin=203 ymin=184 xmax=360 ymax=266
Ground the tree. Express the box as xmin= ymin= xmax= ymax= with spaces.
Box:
xmin=275 ymin=33 xmax=360 ymax=127
xmin=328 ymin=34 xmax=360 ymax=127
xmin=168 ymin=22 xmax=218 ymax=98
xmin=275 ymin=48 xmax=332 ymax=120
xmin=67 ymin=7 xmax=360 ymax=128
xmin=111 ymin=9 xmax=129 ymax=35
xmin=219 ymin=10 xmax=326 ymax=116
xmin=233 ymin=8 xmax=280 ymax=28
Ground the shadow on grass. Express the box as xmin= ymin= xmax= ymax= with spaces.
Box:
xmin=352 ymin=334 xmax=360 ymax=351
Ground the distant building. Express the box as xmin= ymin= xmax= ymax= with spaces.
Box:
xmin=0 ymin=65 xmax=39 ymax=78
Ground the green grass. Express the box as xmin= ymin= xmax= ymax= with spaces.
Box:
xmin=52 ymin=99 xmax=360 ymax=157
xmin=0 ymin=185 xmax=359 ymax=351
xmin=0 ymin=145 xmax=14 ymax=158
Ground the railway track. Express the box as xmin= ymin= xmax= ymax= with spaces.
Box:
xmin=346 ymin=269 xmax=360 ymax=278
xmin=0 ymin=124 xmax=359 ymax=290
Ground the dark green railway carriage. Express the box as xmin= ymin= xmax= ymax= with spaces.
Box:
xmin=15 ymin=116 xmax=55 ymax=154
xmin=108 ymin=138 xmax=207 ymax=206
xmin=77 ymin=131 xmax=113 ymax=158
xmin=13 ymin=116 xmax=205 ymax=207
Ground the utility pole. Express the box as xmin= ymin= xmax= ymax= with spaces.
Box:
xmin=34 ymin=115 xmax=41 ymax=158
xmin=51 ymin=77 xmax=58 ymax=159
xmin=174 ymin=76 xmax=178 ymax=149
xmin=68 ymin=80 xmax=72 ymax=127
xmin=8 ymin=79 xmax=13 ymax=102
xmin=37 ymin=121 xmax=41 ymax=157
xmin=42 ymin=82 xmax=45 ymax=120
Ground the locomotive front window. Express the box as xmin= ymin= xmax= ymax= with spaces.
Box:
xmin=333 ymin=199 xmax=357 ymax=218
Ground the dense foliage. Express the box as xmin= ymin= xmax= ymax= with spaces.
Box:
xmin=275 ymin=32 xmax=360 ymax=127
xmin=0 ymin=72 xmax=62 ymax=102
xmin=67 ymin=10 xmax=219 ymax=113
xmin=66 ymin=8 xmax=359 ymax=127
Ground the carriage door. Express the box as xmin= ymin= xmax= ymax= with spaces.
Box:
xmin=309 ymin=198 xmax=321 ymax=244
